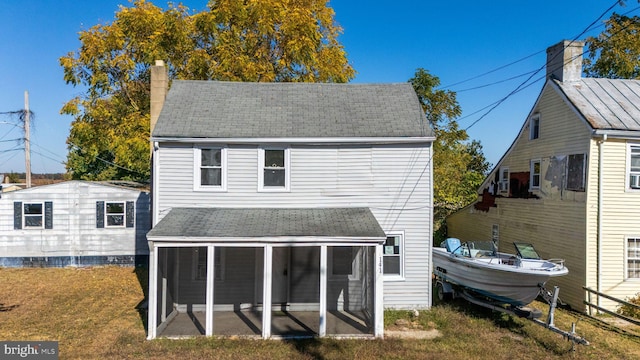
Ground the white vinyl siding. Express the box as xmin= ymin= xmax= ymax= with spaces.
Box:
xmin=155 ymin=143 xmax=433 ymax=309
xmin=0 ymin=181 xmax=150 ymax=258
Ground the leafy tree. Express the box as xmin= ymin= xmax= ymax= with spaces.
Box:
xmin=61 ymin=0 xmax=354 ymax=182
xmin=584 ymin=13 xmax=640 ymax=79
xmin=409 ymin=68 xmax=490 ymax=243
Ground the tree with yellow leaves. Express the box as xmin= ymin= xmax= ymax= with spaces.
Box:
xmin=61 ymin=0 xmax=354 ymax=182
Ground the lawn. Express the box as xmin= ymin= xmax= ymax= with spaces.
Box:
xmin=1 ymin=266 xmax=639 ymax=359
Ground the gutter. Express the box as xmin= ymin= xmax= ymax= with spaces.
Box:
xmin=150 ymin=136 xmax=436 ymax=145
xmin=592 ymin=129 xmax=640 ymax=139
xmin=597 ymin=133 xmax=607 ymax=311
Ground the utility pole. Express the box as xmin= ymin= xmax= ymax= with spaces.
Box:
xmin=24 ymin=91 xmax=31 ymax=188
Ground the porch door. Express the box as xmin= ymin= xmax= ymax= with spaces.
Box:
xmin=272 ymin=247 xmax=290 ymax=305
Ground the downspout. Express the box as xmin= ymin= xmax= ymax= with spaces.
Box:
xmin=597 ymin=134 xmax=607 ymax=310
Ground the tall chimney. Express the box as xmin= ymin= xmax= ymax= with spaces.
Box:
xmin=150 ymin=60 xmax=168 ymax=136
xmin=546 ymin=40 xmax=585 ymax=82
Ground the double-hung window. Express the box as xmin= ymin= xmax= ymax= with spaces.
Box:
xmin=23 ymin=203 xmax=44 ymax=229
xmin=96 ymin=201 xmax=134 ymax=228
xmin=195 ymin=147 xmax=226 ymax=191
xmin=14 ymin=202 xmax=53 ymax=230
xmin=629 ymin=145 xmax=640 ymax=190
xmin=627 ymin=237 xmax=640 ymax=279
xmin=106 ymin=202 xmax=125 ymax=227
xmin=383 ymin=232 xmax=404 ymax=279
xmin=193 ymin=247 xmax=224 ymax=281
xmin=259 ymin=148 xmax=290 ymax=191
xmin=529 ymin=114 xmax=540 ymax=140
xmin=530 ymin=159 xmax=541 ymax=190
xmin=499 ymin=167 xmax=509 ymax=194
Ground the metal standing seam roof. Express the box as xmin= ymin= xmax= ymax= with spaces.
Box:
xmin=152 ymin=80 xmax=433 ymax=139
xmin=147 ymin=207 xmax=387 ymax=241
xmin=555 ymin=78 xmax=640 ymax=131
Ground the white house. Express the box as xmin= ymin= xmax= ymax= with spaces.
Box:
xmin=0 ymin=180 xmax=150 ymax=267
xmin=146 ymin=62 xmax=435 ymax=339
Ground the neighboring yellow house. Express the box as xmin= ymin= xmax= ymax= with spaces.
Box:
xmin=447 ymin=40 xmax=640 ymax=312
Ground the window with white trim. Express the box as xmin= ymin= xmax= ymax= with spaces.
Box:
xmin=566 ymin=153 xmax=586 ymax=191
xmin=627 ymin=237 xmax=640 ymax=279
xmin=259 ymin=148 xmax=290 ymax=191
xmin=530 ymin=159 xmax=541 ymax=190
xmin=499 ymin=167 xmax=509 ymax=194
xmin=193 ymin=247 xmax=224 ymax=281
xmin=23 ymin=203 xmax=44 ymax=229
xmin=105 ymin=202 xmax=125 ymax=227
xmin=195 ymin=147 xmax=226 ymax=191
xmin=383 ymin=233 xmax=404 ymax=278
xmin=529 ymin=113 xmax=540 ymax=140
xmin=629 ymin=145 xmax=640 ymax=190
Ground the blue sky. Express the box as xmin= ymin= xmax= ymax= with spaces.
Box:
xmin=0 ymin=0 xmax=633 ymax=174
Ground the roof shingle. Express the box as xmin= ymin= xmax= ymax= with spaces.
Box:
xmin=152 ymin=81 xmax=432 ymax=139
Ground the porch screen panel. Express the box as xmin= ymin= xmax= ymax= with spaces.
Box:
xmin=326 ymin=246 xmax=374 ymax=336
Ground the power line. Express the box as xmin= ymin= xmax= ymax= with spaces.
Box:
xmin=462 ymin=0 xmax=621 ymax=131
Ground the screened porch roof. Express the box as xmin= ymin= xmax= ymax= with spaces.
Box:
xmin=147 ymin=207 xmax=387 ymax=243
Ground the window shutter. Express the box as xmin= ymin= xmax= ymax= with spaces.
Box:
xmin=96 ymin=201 xmax=105 ymax=228
xmin=44 ymin=201 xmax=53 ymax=229
xmin=13 ymin=201 xmax=22 ymax=229
xmin=126 ymin=201 xmax=135 ymax=228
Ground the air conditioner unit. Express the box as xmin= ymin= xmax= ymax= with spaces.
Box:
xmin=631 ymin=174 xmax=640 ymax=189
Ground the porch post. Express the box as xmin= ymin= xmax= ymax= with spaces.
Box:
xmin=374 ymin=244 xmax=384 ymax=338
xmin=262 ymin=244 xmax=273 ymax=339
xmin=205 ymin=245 xmax=215 ymax=336
xmin=319 ymin=245 xmax=327 ymax=337
xmin=147 ymin=242 xmax=158 ymax=339
xmin=161 ymin=249 xmax=167 ymax=323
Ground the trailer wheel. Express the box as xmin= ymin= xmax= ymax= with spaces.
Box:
xmin=436 ymin=281 xmax=452 ymax=302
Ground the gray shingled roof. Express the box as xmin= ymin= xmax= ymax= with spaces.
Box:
xmin=152 ymin=81 xmax=433 ymax=139
xmin=555 ymin=78 xmax=640 ymax=131
xmin=147 ymin=208 xmax=387 ymax=241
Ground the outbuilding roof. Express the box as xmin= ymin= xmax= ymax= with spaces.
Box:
xmin=152 ymin=81 xmax=433 ymax=139
xmin=554 ymin=78 xmax=640 ymax=131
xmin=147 ymin=207 xmax=387 ymax=242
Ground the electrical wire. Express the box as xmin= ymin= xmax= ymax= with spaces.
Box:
xmin=463 ymin=0 xmax=622 ymax=131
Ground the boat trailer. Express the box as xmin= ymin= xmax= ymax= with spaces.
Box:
xmin=435 ymin=278 xmax=589 ymax=346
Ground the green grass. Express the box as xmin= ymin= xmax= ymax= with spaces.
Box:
xmin=1 ymin=267 xmax=639 ymax=359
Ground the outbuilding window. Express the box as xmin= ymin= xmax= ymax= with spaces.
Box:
xmin=14 ymin=201 xmax=53 ymax=229
xmin=96 ymin=201 xmax=135 ymax=228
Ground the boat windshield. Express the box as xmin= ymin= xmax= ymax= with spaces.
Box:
xmin=513 ymin=242 xmax=541 ymax=259
xmin=467 ymin=241 xmax=497 ymax=255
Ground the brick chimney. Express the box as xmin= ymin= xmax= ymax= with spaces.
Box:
xmin=546 ymin=40 xmax=585 ymax=82
xmin=150 ymin=60 xmax=168 ymax=136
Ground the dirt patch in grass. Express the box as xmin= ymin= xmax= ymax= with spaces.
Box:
xmin=1 ymin=267 xmax=640 ymax=359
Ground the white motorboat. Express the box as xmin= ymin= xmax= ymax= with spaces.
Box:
xmin=432 ymin=238 xmax=568 ymax=306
